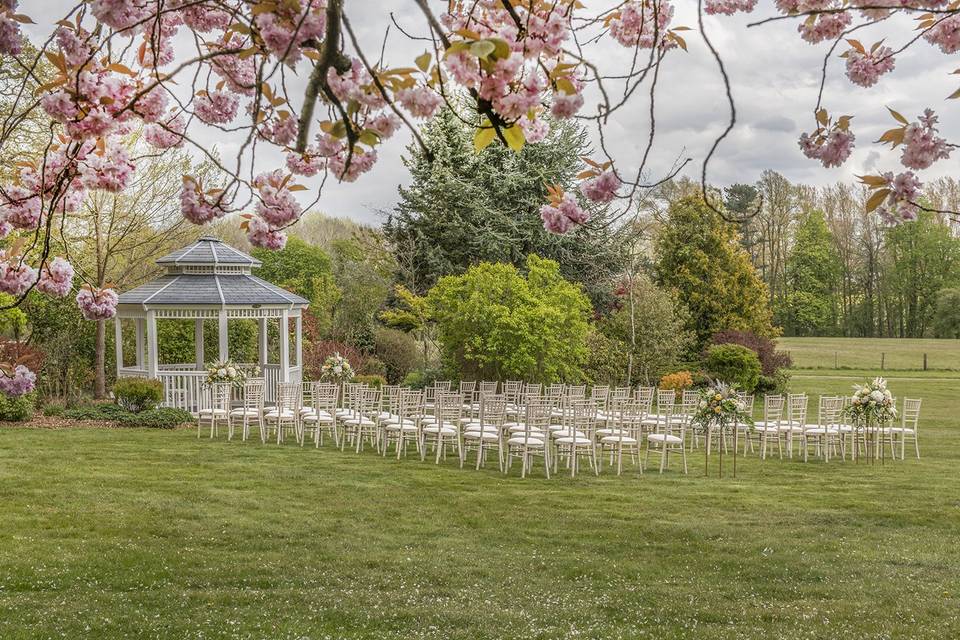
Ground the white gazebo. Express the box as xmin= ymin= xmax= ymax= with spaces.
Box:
xmin=114 ymin=235 xmax=309 ymax=412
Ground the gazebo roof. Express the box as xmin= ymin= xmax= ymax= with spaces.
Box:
xmin=156 ymin=235 xmax=261 ymax=267
xmin=117 ymin=236 xmax=308 ymax=309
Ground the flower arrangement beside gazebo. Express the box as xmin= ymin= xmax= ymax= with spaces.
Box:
xmin=114 ymin=236 xmax=309 ymax=413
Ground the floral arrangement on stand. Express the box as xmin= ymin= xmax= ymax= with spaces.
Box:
xmin=691 ymin=381 xmax=752 ymax=433
xmin=205 ymin=359 xmax=248 ymax=389
xmin=320 ymin=352 xmax=354 ymax=385
xmin=845 ymin=377 xmax=897 ymax=425
xmin=691 ymin=381 xmax=753 ymax=478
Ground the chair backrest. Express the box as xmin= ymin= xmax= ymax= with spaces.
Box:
xmin=301 ymin=381 xmax=315 ymax=409
xmin=788 ymin=393 xmax=808 ymax=425
xmin=517 ymin=395 xmax=551 ymax=445
xmin=359 ymin=387 xmax=381 ymax=415
xmin=566 ymin=385 xmax=586 ymax=399
xmin=313 ymin=382 xmax=338 ymax=413
xmin=902 ymin=398 xmax=921 ymax=430
xmin=546 ymin=383 xmax=565 ymax=398
xmin=398 ymin=389 xmax=423 ymax=420
xmin=636 ymin=387 xmax=654 ymax=411
xmin=819 ymin=396 xmax=844 ymax=426
xmin=209 ymin=382 xmax=231 ymax=410
xmin=522 ymin=383 xmax=542 ymax=402
xmin=570 ymin=399 xmax=598 ymax=439
xmin=764 ymin=394 xmax=784 ymax=425
xmin=459 ymin=380 xmax=476 ymax=394
xmin=590 ymin=385 xmax=610 ymax=401
xmin=436 ymin=391 xmax=463 ymax=424
xmin=480 ymin=381 xmax=498 ymax=395
xmin=242 ymin=379 xmax=265 ymax=409
xmin=382 ymin=384 xmax=402 ymax=413
xmin=276 ymin=381 xmax=301 ymax=413
xmin=434 ymin=380 xmax=452 ymax=392
xmin=479 ymin=393 xmax=507 ymax=430
xmin=610 ymin=400 xmax=644 ymax=442
xmin=737 ymin=394 xmax=755 ymax=417
xmin=682 ymin=388 xmax=700 ymax=405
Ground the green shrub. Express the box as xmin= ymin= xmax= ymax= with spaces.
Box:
xmin=0 ymin=393 xmax=35 ymax=421
xmin=756 ymin=370 xmax=791 ymax=395
xmin=354 ymin=374 xmax=386 ymax=388
xmin=113 ymin=377 xmax=164 ymax=413
xmin=373 ymin=327 xmax=420 ymax=384
xmin=402 ymin=368 xmax=443 ymax=389
xmin=42 ymin=401 xmax=66 ymax=417
xmin=704 ymin=344 xmax=761 ymax=392
xmin=63 ymin=403 xmax=190 ymax=428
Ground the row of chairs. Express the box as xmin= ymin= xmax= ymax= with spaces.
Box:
xmin=197 ymin=380 xmax=922 ymax=476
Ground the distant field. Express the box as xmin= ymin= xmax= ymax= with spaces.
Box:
xmin=779 ymin=337 xmax=960 ymax=371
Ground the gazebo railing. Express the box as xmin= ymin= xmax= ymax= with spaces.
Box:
xmin=118 ymin=363 xmax=302 ymax=413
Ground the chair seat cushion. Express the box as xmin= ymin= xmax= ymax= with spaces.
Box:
xmin=265 ymin=409 xmax=295 ymax=419
xmin=302 ymin=413 xmax=334 ymax=424
xmin=551 ymin=429 xmax=586 ymax=439
xmin=423 ymin=424 xmax=457 ymax=435
xmin=199 ymin=408 xmax=228 ymax=416
xmin=555 ymin=435 xmax=592 ymax=445
xmin=596 ymin=428 xmax=626 ymax=437
xmin=888 ymin=427 xmax=915 ymax=434
xmin=463 ymin=431 xmax=499 ymax=442
xmin=229 ymin=408 xmax=260 ymax=418
xmin=648 ymin=433 xmax=682 ymax=444
xmin=601 ymin=435 xmax=638 ymax=445
xmin=507 ymin=436 xmax=545 ymax=446
xmin=344 ymin=417 xmax=375 ymax=427
xmin=384 ymin=420 xmax=417 ymax=431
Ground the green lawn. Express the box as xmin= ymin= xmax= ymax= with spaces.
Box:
xmin=779 ymin=336 xmax=960 ymax=370
xmin=1 ymin=371 xmax=959 ymax=639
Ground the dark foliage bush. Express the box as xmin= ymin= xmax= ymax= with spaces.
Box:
xmin=711 ymin=330 xmax=791 ymax=376
xmin=0 ymin=393 xmax=35 ymax=421
xmin=373 ymin=327 xmax=420 ymax=384
xmin=113 ymin=377 xmax=164 ymax=413
xmin=42 ymin=402 xmax=66 ymax=417
xmin=704 ymin=344 xmax=761 ymax=392
xmin=63 ymin=403 xmax=191 ymax=428
xmin=402 ymin=368 xmax=444 ymax=389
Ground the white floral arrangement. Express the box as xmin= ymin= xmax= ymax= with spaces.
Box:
xmin=846 ymin=376 xmax=897 ymax=425
xmin=205 ymin=359 xmax=247 ymax=389
xmin=691 ymin=381 xmax=752 ymax=431
xmin=320 ymin=352 xmax=354 ymax=384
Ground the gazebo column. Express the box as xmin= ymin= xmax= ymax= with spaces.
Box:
xmin=279 ymin=309 xmax=290 ymax=382
xmin=113 ymin=317 xmax=123 ymax=373
xmin=194 ymin=319 xmax=204 ymax=370
xmin=257 ymin=317 xmax=268 ymax=368
xmin=218 ymin=309 xmax=228 ymax=362
xmin=146 ymin=310 xmax=158 ymax=378
xmin=135 ymin=319 xmax=144 ymax=369
xmin=295 ymin=312 xmax=302 ymax=369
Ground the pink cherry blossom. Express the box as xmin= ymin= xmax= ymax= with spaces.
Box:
xmin=0 ymin=0 xmax=22 ymax=55
xmin=210 ymin=34 xmax=258 ymax=96
xmin=1 ymin=185 xmax=41 ymax=229
xmin=286 ymin=151 xmax=324 ymax=177
xmin=76 ymin=286 xmax=119 ymax=321
xmin=923 ymin=13 xmax=960 ymax=54
xmin=144 ymin=113 xmax=186 ymax=149
xmin=36 ymin=257 xmax=74 ymax=297
xmin=180 ymin=177 xmax=228 ymax=225
xmin=609 ymin=1 xmax=674 ymax=49
xmin=900 ymin=109 xmax=952 ymax=170
xmin=253 ymin=171 xmax=302 ymax=227
xmin=131 ymin=85 xmax=169 ymax=123
xmin=90 ymin=0 xmax=152 ymax=31
xmin=55 ymin=26 xmax=93 ymax=67
xmin=366 ymin=114 xmax=401 ymax=140
xmin=799 ymin=125 xmax=855 ymax=168
xmin=705 ymin=0 xmax=758 ymax=15
xmin=194 ymin=90 xmax=239 ymax=125
xmin=845 ymin=46 xmax=895 ymax=88
xmin=550 ymin=91 xmax=584 ymax=119
xmin=253 ymin=1 xmax=326 ymax=64
xmin=0 ymin=252 xmax=37 ymax=296
xmin=179 ymin=5 xmax=231 ymax=32
xmin=540 ymin=193 xmax=589 ymax=234
xmin=0 ymin=364 xmax=36 ymax=397
xmin=327 ymin=149 xmax=378 ymax=182
xmin=79 ymin=140 xmax=135 ymax=193
xmin=259 ymin=114 xmax=298 ymax=146
xmin=581 ymin=171 xmax=619 ymax=204
xmin=798 ymin=11 xmax=852 ymax=44
xmin=396 ymin=87 xmax=443 ymax=119
xmin=246 ymin=216 xmax=287 ymax=250
xmin=519 ymin=117 xmax=550 ymax=144
xmin=876 ymin=171 xmax=922 ymax=225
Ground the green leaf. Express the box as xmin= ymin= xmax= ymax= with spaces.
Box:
xmin=470 ymin=40 xmax=497 ymax=60
xmin=502 ymin=125 xmax=525 ymax=153
xmin=473 ymin=124 xmax=496 ymax=152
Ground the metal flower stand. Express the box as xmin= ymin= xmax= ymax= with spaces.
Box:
xmin=704 ymin=420 xmax=738 ymax=479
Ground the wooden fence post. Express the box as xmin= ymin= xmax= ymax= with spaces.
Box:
xmin=881 ymin=353 xmax=885 ymax=371
xmin=923 ymin=353 xmax=928 ymax=371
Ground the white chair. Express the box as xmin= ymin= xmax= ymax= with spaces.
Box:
xmin=753 ymin=394 xmax=784 ymax=460
xmin=735 ymin=393 xmax=755 ymax=454
xmin=801 ymin=395 xmax=844 ymax=462
xmin=782 ymin=393 xmax=808 ymax=458
xmin=553 ymin=399 xmax=598 ymax=477
xmin=646 ymin=390 xmax=687 ymax=474
xmin=598 ymin=400 xmax=643 ymax=475
xmin=382 ymin=389 xmax=421 ymax=459
xmin=342 ymin=387 xmax=381 ymax=453
xmin=197 ymin=382 xmax=231 ymax=439
xmin=461 ymin=393 xmax=507 ymax=470
xmin=301 ymin=381 xmax=339 ymax=447
xmin=887 ymin=397 xmax=921 ymax=460
xmin=504 ymin=395 xmax=552 ymax=478
xmin=420 ymin=391 xmax=462 ymax=464
xmin=265 ymin=382 xmax=300 ymax=444
xmin=229 ymin=379 xmax=264 ymax=442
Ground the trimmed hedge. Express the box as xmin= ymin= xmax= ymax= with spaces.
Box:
xmin=113 ymin=377 xmax=164 ymax=413
xmin=704 ymin=344 xmax=761 ymax=392
xmin=63 ymin=403 xmax=192 ymax=429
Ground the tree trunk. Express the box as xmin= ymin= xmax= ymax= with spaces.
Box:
xmin=95 ymin=319 xmax=107 ymax=399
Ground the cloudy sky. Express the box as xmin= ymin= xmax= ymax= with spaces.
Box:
xmin=22 ymin=2 xmax=960 ymax=225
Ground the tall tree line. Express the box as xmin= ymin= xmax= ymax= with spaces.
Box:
xmin=723 ymin=173 xmax=960 ymax=338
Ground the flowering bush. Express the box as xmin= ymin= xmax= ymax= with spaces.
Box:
xmin=690 ymin=381 xmax=752 ymax=432
xmin=659 ymin=371 xmax=693 ymax=397
xmin=320 ymin=352 xmax=354 ymax=385
xmin=845 ymin=377 xmax=897 ymax=425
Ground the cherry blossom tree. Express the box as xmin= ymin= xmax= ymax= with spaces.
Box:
xmin=0 ymin=0 xmax=958 ymax=393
